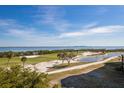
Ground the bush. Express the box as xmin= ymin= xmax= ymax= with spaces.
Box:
xmin=0 ymin=65 xmax=50 ymax=88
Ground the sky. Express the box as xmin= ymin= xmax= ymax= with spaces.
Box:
xmin=0 ymin=5 xmax=124 ymax=46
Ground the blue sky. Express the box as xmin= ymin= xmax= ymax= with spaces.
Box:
xmin=0 ymin=5 xmax=124 ymax=46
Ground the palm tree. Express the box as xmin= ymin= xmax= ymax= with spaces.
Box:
xmin=6 ymin=51 xmax=14 ymax=67
xmin=21 ymin=56 xmax=27 ymax=70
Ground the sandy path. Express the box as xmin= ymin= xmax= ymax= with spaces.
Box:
xmin=33 ymin=59 xmax=79 ymax=72
xmin=20 ymin=55 xmax=40 ymax=58
xmin=47 ymin=56 xmax=118 ymax=74
xmin=25 ymin=55 xmax=82 ymax=72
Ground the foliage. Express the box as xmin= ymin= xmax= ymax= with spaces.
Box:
xmin=57 ymin=52 xmax=77 ymax=65
xmin=6 ymin=51 xmax=14 ymax=67
xmin=6 ymin=51 xmax=14 ymax=59
xmin=21 ymin=56 xmax=27 ymax=62
xmin=21 ymin=56 xmax=27 ymax=68
xmin=0 ymin=49 xmax=77 ymax=58
xmin=0 ymin=65 xmax=50 ymax=88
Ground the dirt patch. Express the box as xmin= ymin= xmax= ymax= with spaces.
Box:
xmin=49 ymin=63 xmax=104 ymax=86
xmin=61 ymin=61 xmax=124 ymax=88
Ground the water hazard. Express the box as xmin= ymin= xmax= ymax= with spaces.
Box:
xmin=80 ymin=52 xmax=124 ymax=62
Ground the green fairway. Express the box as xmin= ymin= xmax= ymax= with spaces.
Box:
xmin=0 ymin=53 xmax=58 ymax=66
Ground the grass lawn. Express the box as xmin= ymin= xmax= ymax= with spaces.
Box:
xmin=0 ymin=51 xmax=81 ymax=66
xmin=0 ymin=53 xmax=58 ymax=66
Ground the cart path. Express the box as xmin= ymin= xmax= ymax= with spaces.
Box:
xmin=47 ymin=56 xmax=118 ymax=74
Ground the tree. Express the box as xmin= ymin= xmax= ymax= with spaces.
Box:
xmin=66 ymin=52 xmax=76 ymax=65
xmin=57 ymin=52 xmax=67 ymax=64
xmin=21 ymin=56 xmax=27 ymax=70
xmin=57 ymin=52 xmax=76 ymax=65
xmin=6 ymin=51 xmax=14 ymax=67
xmin=0 ymin=65 xmax=50 ymax=88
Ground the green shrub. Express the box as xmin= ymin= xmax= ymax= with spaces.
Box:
xmin=0 ymin=65 xmax=50 ymax=88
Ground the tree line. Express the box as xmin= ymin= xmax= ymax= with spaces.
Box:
xmin=0 ymin=49 xmax=77 ymax=58
xmin=0 ymin=48 xmax=124 ymax=58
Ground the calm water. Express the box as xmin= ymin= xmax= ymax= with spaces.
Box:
xmin=80 ymin=52 xmax=124 ymax=62
xmin=0 ymin=46 xmax=124 ymax=52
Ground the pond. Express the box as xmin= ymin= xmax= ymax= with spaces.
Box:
xmin=80 ymin=52 xmax=124 ymax=62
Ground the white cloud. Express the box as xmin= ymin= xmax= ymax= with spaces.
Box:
xmin=59 ymin=32 xmax=87 ymax=38
xmin=6 ymin=29 xmax=35 ymax=38
xmin=35 ymin=6 xmax=71 ymax=32
xmin=5 ymin=27 xmax=60 ymax=45
xmin=6 ymin=28 xmax=44 ymax=40
xmin=0 ymin=18 xmax=62 ymax=46
xmin=83 ymin=22 xmax=98 ymax=28
xmin=59 ymin=25 xmax=124 ymax=38
xmin=0 ymin=19 xmax=41 ymax=41
xmin=0 ymin=6 xmax=123 ymax=46
xmin=0 ymin=19 xmax=25 ymax=31
xmin=1 ymin=17 xmax=124 ymax=46
xmin=90 ymin=25 xmax=124 ymax=33
xmin=0 ymin=19 xmax=16 ymax=26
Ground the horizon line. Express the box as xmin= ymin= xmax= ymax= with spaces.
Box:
xmin=0 ymin=45 xmax=124 ymax=47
